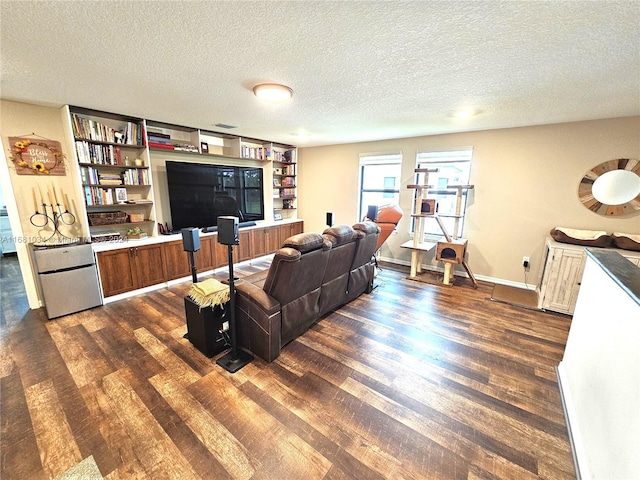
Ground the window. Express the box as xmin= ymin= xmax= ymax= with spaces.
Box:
xmin=358 ymin=152 xmax=402 ymax=221
xmin=414 ymin=149 xmax=473 ymax=237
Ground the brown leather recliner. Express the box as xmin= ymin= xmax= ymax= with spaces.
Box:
xmin=374 ymin=204 xmax=403 ymax=251
xmin=235 ymin=222 xmax=380 ymax=362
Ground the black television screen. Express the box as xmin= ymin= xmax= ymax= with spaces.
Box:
xmin=166 ymin=160 xmax=264 ymax=230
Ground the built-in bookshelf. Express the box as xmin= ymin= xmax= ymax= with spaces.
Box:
xmin=65 ymin=107 xmax=298 ymax=241
xmin=69 ymin=107 xmax=155 ymax=241
xmin=272 ymin=147 xmax=297 ymax=219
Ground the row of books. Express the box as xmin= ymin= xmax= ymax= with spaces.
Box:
xmin=278 ymin=188 xmax=296 ymax=198
xmin=84 ymin=186 xmax=118 ymax=206
xmin=276 ymin=149 xmax=296 ymax=163
xmin=71 ymin=114 xmax=144 ymax=145
xmin=75 ymin=141 xmax=123 ymax=165
xmin=241 ymin=146 xmax=296 ymax=162
xmin=147 ymin=131 xmax=171 ymax=145
xmin=280 ymin=176 xmax=295 ymax=187
xmin=242 ymin=145 xmax=269 ymax=160
xmin=123 ymin=169 xmax=150 ymax=186
xmin=80 ymin=166 xmax=121 ymax=186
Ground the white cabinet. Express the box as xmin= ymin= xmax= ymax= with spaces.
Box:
xmin=538 ymin=238 xmax=640 ymax=315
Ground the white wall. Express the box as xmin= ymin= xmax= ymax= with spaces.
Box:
xmin=557 ymin=253 xmax=640 ymax=479
xmin=298 ymin=117 xmax=640 ymax=285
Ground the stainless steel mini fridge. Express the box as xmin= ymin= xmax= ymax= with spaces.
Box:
xmin=32 ymin=242 xmax=102 ymax=319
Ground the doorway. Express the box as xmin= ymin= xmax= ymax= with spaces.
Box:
xmin=0 ymin=183 xmax=29 ymax=327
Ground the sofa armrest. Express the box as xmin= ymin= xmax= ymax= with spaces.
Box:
xmin=236 ymin=280 xmax=280 ymax=315
xmin=235 ymin=280 xmax=282 ymax=362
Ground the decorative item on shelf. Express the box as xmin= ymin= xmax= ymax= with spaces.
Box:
xmin=87 ymin=211 xmax=128 ymax=226
xmin=114 ymin=187 xmax=127 ymax=203
xmin=8 ymin=135 xmax=66 ymax=175
xmin=201 ymin=142 xmax=209 ymax=154
xmin=128 ymin=213 xmax=144 ymax=223
xmin=30 ymin=184 xmax=77 ymax=245
xmin=134 ymin=158 xmax=144 ymax=167
xmin=126 ymin=226 xmax=147 ymax=240
xmin=282 ymin=199 xmax=294 ymax=209
xmin=273 ymin=178 xmax=281 ymax=187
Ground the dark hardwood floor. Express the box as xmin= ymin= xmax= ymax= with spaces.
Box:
xmin=1 ymin=258 xmax=575 ymax=479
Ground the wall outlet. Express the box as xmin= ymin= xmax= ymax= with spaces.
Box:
xmin=522 ymin=256 xmax=530 ymax=269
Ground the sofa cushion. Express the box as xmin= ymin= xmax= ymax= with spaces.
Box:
xmin=550 ymin=227 xmax=612 ymax=247
xmin=282 ymin=232 xmax=325 ymax=253
xmin=612 ymin=232 xmax=640 ymax=251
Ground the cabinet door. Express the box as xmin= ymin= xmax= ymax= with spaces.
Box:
xmin=236 ymin=230 xmax=252 ymax=263
xmin=97 ymin=249 xmax=137 ymax=297
xmin=163 ymin=241 xmax=191 ymax=280
xmin=214 ymin=234 xmax=229 ymax=268
xmin=133 ymin=244 xmax=167 ymax=288
xmin=265 ymin=225 xmax=281 ymax=253
xmin=250 ymin=228 xmax=268 ymax=258
xmin=196 ymin=236 xmax=215 ymax=272
xmin=541 ymin=248 xmax=586 ymax=314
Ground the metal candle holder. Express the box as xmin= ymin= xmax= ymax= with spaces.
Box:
xmin=30 ymin=202 xmax=76 ymax=244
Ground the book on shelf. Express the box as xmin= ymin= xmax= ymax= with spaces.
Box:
xmin=148 ymin=142 xmax=175 ymax=150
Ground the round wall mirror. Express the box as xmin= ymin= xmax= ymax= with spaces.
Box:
xmin=579 ymin=158 xmax=640 ymax=216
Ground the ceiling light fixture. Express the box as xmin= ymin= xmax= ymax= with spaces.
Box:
xmin=253 ymin=83 xmax=293 ymax=101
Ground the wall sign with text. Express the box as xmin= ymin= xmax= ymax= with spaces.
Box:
xmin=8 ymin=137 xmax=66 ymax=175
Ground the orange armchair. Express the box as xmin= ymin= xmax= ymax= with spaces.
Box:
xmin=373 ymin=204 xmax=403 ymax=251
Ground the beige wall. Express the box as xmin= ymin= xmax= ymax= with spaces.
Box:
xmin=298 ymin=116 xmax=640 ymax=286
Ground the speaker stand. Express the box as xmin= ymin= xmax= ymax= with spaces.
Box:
xmin=216 ymin=243 xmax=253 ymax=373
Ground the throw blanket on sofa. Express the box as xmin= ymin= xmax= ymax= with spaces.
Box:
xmin=188 ymin=279 xmax=230 ymax=308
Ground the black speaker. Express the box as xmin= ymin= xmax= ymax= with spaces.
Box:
xmin=184 ymin=297 xmax=229 ymax=357
xmin=181 ymin=227 xmax=200 ymax=252
xmin=326 ymin=212 xmax=335 ymax=227
xmin=218 ymin=216 xmax=239 ymax=245
xmin=366 ymin=205 xmax=378 ymax=221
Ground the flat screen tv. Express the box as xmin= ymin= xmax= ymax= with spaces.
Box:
xmin=166 ymin=160 xmax=264 ymax=230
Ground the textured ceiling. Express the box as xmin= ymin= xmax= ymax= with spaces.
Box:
xmin=1 ymin=1 xmax=639 ymax=147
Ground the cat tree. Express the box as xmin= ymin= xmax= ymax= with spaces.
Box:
xmin=400 ymin=168 xmax=477 ymax=288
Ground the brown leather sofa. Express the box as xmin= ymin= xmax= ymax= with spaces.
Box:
xmin=234 ymin=222 xmax=380 ymax=362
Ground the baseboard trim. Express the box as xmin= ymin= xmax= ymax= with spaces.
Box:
xmin=377 ymin=255 xmax=537 ymax=291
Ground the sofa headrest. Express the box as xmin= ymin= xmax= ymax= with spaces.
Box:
xmin=282 ymin=232 xmax=326 ymax=253
xmin=322 ymin=224 xmax=355 ymax=246
xmin=353 ymin=221 xmax=380 ymax=235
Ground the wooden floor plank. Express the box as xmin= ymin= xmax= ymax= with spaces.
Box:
xmin=24 ymin=379 xmax=82 ymax=478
